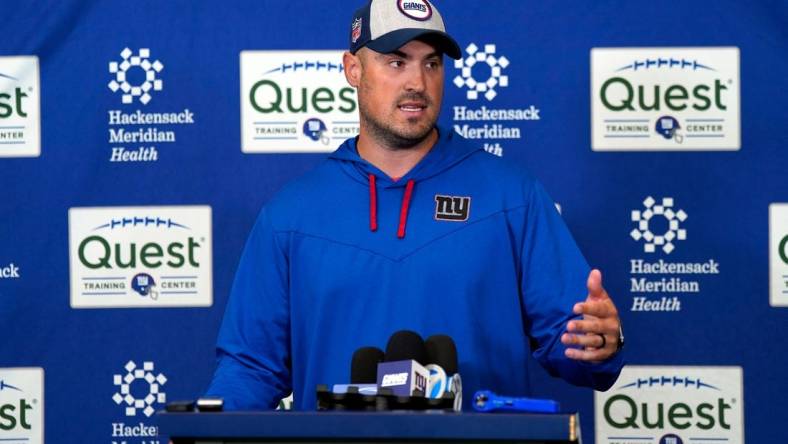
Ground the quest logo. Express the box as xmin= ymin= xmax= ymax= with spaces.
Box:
xmin=0 ymin=56 xmax=40 ymax=158
xmin=595 ymin=366 xmax=743 ymax=444
xmin=240 ymin=50 xmax=358 ymax=153
xmin=68 ymin=205 xmax=213 ymax=308
xmin=591 ymin=47 xmax=740 ymax=151
xmin=0 ymin=368 xmax=44 ymax=444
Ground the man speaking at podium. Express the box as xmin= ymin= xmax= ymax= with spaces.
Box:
xmin=206 ymin=0 xmax=624 ymax=410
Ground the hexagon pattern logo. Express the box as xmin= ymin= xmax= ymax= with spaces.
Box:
xmin=631 ymin=197 xmax=687 ymax=254
xmin=108 ymin=48 xmax=163 ymax=105
xmin=453 ymin=43 xmax=509 ymax=101
xmin=112 ymin=360 xmax=167 ymax=417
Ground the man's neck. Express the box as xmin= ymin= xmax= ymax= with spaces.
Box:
xmin=356 ymin=128 xmax=438 ymax=180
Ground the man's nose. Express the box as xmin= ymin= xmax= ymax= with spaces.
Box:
xmin=403 ymin=65 xmax=427 ymax=92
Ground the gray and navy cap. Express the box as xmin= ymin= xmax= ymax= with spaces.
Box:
xmin=349 ymin=0 xmax=462 ymax=60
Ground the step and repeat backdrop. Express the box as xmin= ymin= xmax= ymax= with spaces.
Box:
xmin=1 ymin=0 xmax=786 ymax=443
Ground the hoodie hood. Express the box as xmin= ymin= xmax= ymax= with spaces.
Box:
xmin=328 ymin=125 xmax=482 ymax=188
xmin=327 ymin=125 xmax=483 ymax=239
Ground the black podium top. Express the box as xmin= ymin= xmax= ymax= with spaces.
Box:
xmin=157 ymin=410 xmax=581 ymax=443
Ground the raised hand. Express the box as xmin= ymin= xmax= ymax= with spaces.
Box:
xmin=561 ymin=269 xmax=621 ymax=363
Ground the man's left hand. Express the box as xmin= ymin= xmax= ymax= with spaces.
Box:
xmin=561 ymin=269 xmax=621 ymax=363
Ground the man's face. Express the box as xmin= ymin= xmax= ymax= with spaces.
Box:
xmin=351 ymin=39 xmax=444 ymax=149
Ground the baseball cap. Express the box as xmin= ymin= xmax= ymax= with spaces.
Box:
xmin=349 ymin=0 xmax=462 ymax=60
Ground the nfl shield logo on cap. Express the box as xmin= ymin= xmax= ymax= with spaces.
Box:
xmin=351 ymin=17 xmax=363 ymax=43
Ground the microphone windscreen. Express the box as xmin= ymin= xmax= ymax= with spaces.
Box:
xmin=350 ymin=346 xmax=384 ymax=384
xmin=384 ymin=330 xmax=427 ymax=365
xmin=425 ymin=334 xmax=458 ymax=375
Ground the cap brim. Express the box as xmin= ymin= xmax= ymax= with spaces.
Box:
xmin=365 ymin=29 xmax=462 ymax=59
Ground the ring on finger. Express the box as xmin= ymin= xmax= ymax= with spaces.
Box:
xmin=595 ymin=333 xmax=606 ymax=349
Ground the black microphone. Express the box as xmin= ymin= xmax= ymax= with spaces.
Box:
xmin=350 ymin=346 xmax=384 ymax=384
xmin=320 ymin=346 xmax=384 ymax=410
xmin=425 ymin=334 xmax=462 ymax=411
xmin=384 ymin=330 xmax=427 ymax=364
xmin=425 ymin=334 xmax=458 ymax=375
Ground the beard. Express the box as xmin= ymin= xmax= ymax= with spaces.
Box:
xmin=358 ymin=91 xmax=438 ymax=150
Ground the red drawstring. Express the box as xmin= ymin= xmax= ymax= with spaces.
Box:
xmin=397 ymin=179 xmax=415 ymax=239
xmin=369 ymin=173 xmax=378 ymax=232
xmin=368 ymin=174 xmax=415 ymax=239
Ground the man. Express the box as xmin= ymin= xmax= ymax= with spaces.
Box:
xmin=206 ymin=0 xmax=624 ymax=410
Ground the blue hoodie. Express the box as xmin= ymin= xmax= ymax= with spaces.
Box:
xmin=206 ymin=126 xmax=624 ymax=410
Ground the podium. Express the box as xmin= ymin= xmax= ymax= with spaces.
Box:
xmin=157 ymin=411 xmax=581 ymax=443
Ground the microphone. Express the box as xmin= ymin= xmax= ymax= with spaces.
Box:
xmin=384 ymin=330 xmax=427 ymax=364
xmin=425 ymin=334 xmax=462 ymax=411
xmin=351 ymin=346 xmax=384 ymax=383
xmin=376 ymin=330 xmax=429 ymax=396
xmin=424 ymin=334 xmax=456 ymax=397
xmin=332 ymin=346 xmax=384 ymax=395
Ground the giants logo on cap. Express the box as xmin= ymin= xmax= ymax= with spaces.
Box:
xmin=397 ymin=0 xmax=432 ymax=21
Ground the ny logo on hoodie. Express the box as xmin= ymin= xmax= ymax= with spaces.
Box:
xmin=434 ymin=195 xmax=471 ymax=221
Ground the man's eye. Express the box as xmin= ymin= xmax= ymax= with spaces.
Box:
xmin=389 ymin=60 xmax=403 ymax=68
xmin=426 ymin=60 xmax=442 ymax=69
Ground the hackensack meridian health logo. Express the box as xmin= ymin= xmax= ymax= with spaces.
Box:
xmin=0 ymin=56 xmax=40 ymax=157
xmin=591 ymin=47 xmax=740 ymax=151
xmin=631 ymin=196 xmax=687 ymax=255
xmin=68 ymin=205 xmax=213 ymax=308
xmin=453 ymin=43 xmax=509 ymax=101
xmin=111 ymin=361 xmax=165 ymax=442
xmin=0 ymin=368 xmax=44 ymax=444
xmin=106 ymin=47 xmax=196 ymax=163
xmin=451 ymin=43 xmax=540 ymax=157
xmin=595 ymin=366 xmax=743 ymax=444
xmin=241 ymin=50 xmax=358 ymax=153
xmin=628 ymin=197 xmax=720 ymax=312
xmin=769 ymin=203 xmax=788 ymax=307
xmin=108 ymin=48 xmax=163 ymax=105
xmin=113 ymin=361 xmax=166 ymax=417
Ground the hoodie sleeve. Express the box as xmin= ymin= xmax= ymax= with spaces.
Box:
xmin=204 ymin=207 xmax=292 ymax=409
xmin=516 ymin=180 xmax=623 ymax=391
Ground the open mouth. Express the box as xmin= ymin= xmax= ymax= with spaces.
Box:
xmin=398 ymin=102 xmax=427 ymax=113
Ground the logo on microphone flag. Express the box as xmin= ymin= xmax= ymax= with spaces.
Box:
xmin=427 ymin=364 xmax=447 ymax=398
xmin=377 ymin=360 xmax=428 ymax=396
xmin=381 ymin=373 xmax=408 ymax=387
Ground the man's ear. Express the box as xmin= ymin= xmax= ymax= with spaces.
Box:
xmin=343 ymin=50 xmax=362 ymax=88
